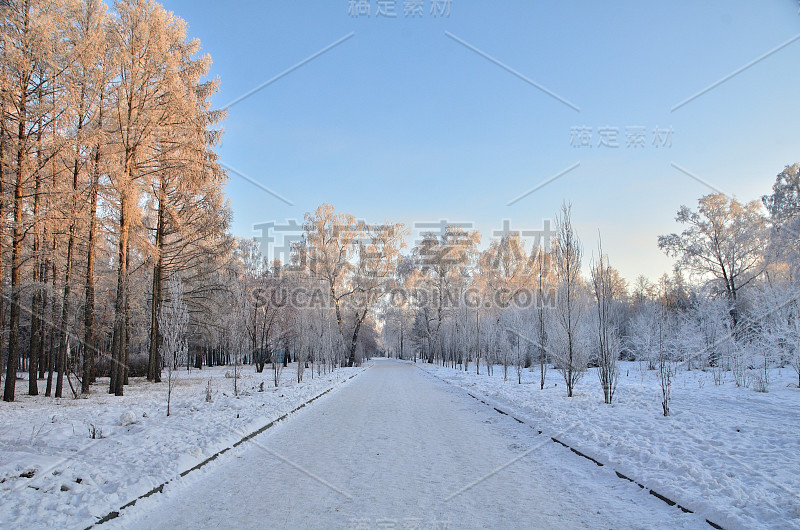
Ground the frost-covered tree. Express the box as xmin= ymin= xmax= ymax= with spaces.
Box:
xmin=299 ymin=204 xmax=405 ymax=367
xmin=411 ymin=224 xmax=480 ymax=364
xmin=683 ymin=294 xmax=730 ymax=374
xmin=531 ymin=246 xmax=555 ymax=389
xmin=271 ymin=337 xmax=284 ymax=388
xmin=552 ymin=203 xmax=587 ymax=397
xmin=659 ymin=339 xmax=674 ymax=417
xmin=158 ymin=278 xmax=188 ymax=416
xmin=762 ymin=164 xmax=800 ymax=276
xmin=769 ymin=294 xmax=800 ymax=388
xmin=108 ymin=0 xmax=195 ymax=395
xmin=627 ymin=300 xmax=661 ymax=370
xmin=480 ymin=231 xmax=531 ymax=381
xmin=658 ymin=193 xmax=767 ymax=327
xmin=2 ymin=0 xmax=71 ymax=402
xmin=224 ymin=283 xmax=251 ymax=396
xmin=591 ymin=239 xmax=620 ymax=404
xmin=749 ymin=283 xmax=800 ymax=391
xmin=503 ymin=310 xmax=530 ymax=384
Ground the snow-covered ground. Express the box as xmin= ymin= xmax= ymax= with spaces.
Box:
xmin=418 ymin=360 xmax=800 ymax=529
xmin=3 ymin=359 xmax=797 ymax=529
xmin=0 ymin=363 xmax=366 ymax=529
xmin=111 ymin=359 xmax=699 ymax=529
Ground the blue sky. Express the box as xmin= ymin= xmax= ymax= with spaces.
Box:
xmin=160 ymin=0 xmax=800 ymax=282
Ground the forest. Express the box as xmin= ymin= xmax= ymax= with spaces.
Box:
xmin=1 ymin=0 xmax=799 ymax=426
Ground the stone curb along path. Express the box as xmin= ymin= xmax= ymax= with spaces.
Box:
xmin=88 ymin=365 xmax=370 ymax=529
xmin=417 ymin=364 xmax=725 ymax=530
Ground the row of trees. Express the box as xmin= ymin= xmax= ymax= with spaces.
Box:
xmin=204 ymin=163 xmax=800 ymax=420
xmin=0 ymin=0 xmax=233 ymax=402
xmin=0 ymin=0 xmax=405 ymax=403
xmin=380 ymin=164 xmax=800 ymax=416
xmin=379 ymin=203 xmax=625 ymax=402
xmin=226 ymin=204 xmax=406 ymax=385
xmin=159 ymin=171 xmax=800 ymax=419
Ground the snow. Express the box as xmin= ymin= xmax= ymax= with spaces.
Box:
xmin=418 ymin=360 xmax=800 ymax=529
xmin=3 ymin=359 xmax=796 ymax=529
xmin=0 ymin=363 xmax=365 ymax=529
xmin=119 ymin=411 xmax=138 ymax=427
xmin=112 ymin=359 xmax=700 ymax=529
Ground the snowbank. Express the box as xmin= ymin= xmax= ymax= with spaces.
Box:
xmin=0 ymin=363 xmax=366 ymax=529
xmin=418 ymin=361 xmax=800 ymax=529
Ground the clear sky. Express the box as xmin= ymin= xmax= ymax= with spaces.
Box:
xmin=159 ymin=0 xmax=800 ymax=283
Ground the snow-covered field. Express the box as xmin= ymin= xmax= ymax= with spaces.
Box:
xmin=0 ymin=363 xmax=366 ymax=529
xmin=418 ymin=360 xmax=800 ymax=529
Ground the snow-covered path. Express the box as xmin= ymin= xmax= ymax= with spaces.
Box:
xmin=114 ymin=359 xmax=702 ymax=529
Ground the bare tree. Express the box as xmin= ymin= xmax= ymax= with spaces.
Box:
xmin=531 ymin=246 xmax=555 ymax=389
xmin=591 ymin=238 xmax=620 ymax=404
xmin=228 ymin=284 xmax=250 ymax=397
xmin=552 ymin=203 xmax=587 ymax=397
xmin=158 ymin=277 xmax=188 ymax=416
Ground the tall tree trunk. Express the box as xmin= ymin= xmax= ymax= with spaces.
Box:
xmin=43 ymin=264 xmax=53 ymax=396
xmin=110 ymin=189 xmax=130 ymax=396
xmin=57 ymin=152 xmax=80 ymax=398
xmin=123 ymin=237 xmax=131 ymax=386
xmin=57 ymin=96 xmax=86 ymax=396
xmin=81 ymin=144 xmax=100 ymax=393
xmin=28 ymin=269 xmax=41 ymax=395
xmin=82 ymin=91 xmax=103 ymax=391
xmin=147 ymin=182 xmax=165 ymax=382
xmin=46 ymin=279 xmax=57 ymax=396
xmin=0 ymin=106 xmax=6 ymax=395
xmin=27 ymin=136 xmax=43 ymax=396
xmin=4 ymin=86 xmax=27 ymax=403
xmin=54 ymin=231 xmax=64 ymax=398
xmin=29 ymin=64 xmax=48 ymax=396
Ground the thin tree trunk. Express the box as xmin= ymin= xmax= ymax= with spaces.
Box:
xmin=46 ymin=281 xmax=57 ymax=396
xmin=27 ymin=124 xmax=43 ymax=396
xmin=57 ymin=145 xmax=81 ymax=398
xmin=110 ymin=189 xmax=130 ymax=396
xmin=4 ymin=83 xmax=27 ymax=403
xmin=82 ymin=166 xmax=98 ymax=391
xmin=54 ymin=230 xmax=64 ymax=398
xmin=123 ymin=237 xmax=131 ymax=386
xmin=0 ymin=108 xmax=5 ymax=395
xmin=81 ymin=97 xmax=102 ymax=392
xmin=43 ymin=263 xmax=53 ymax=397
xmin=147 ymin=181 xmax=165 ymax=382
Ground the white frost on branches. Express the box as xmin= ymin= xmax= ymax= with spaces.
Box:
xmin=158 ymin=278 xmax=189 ymax=416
